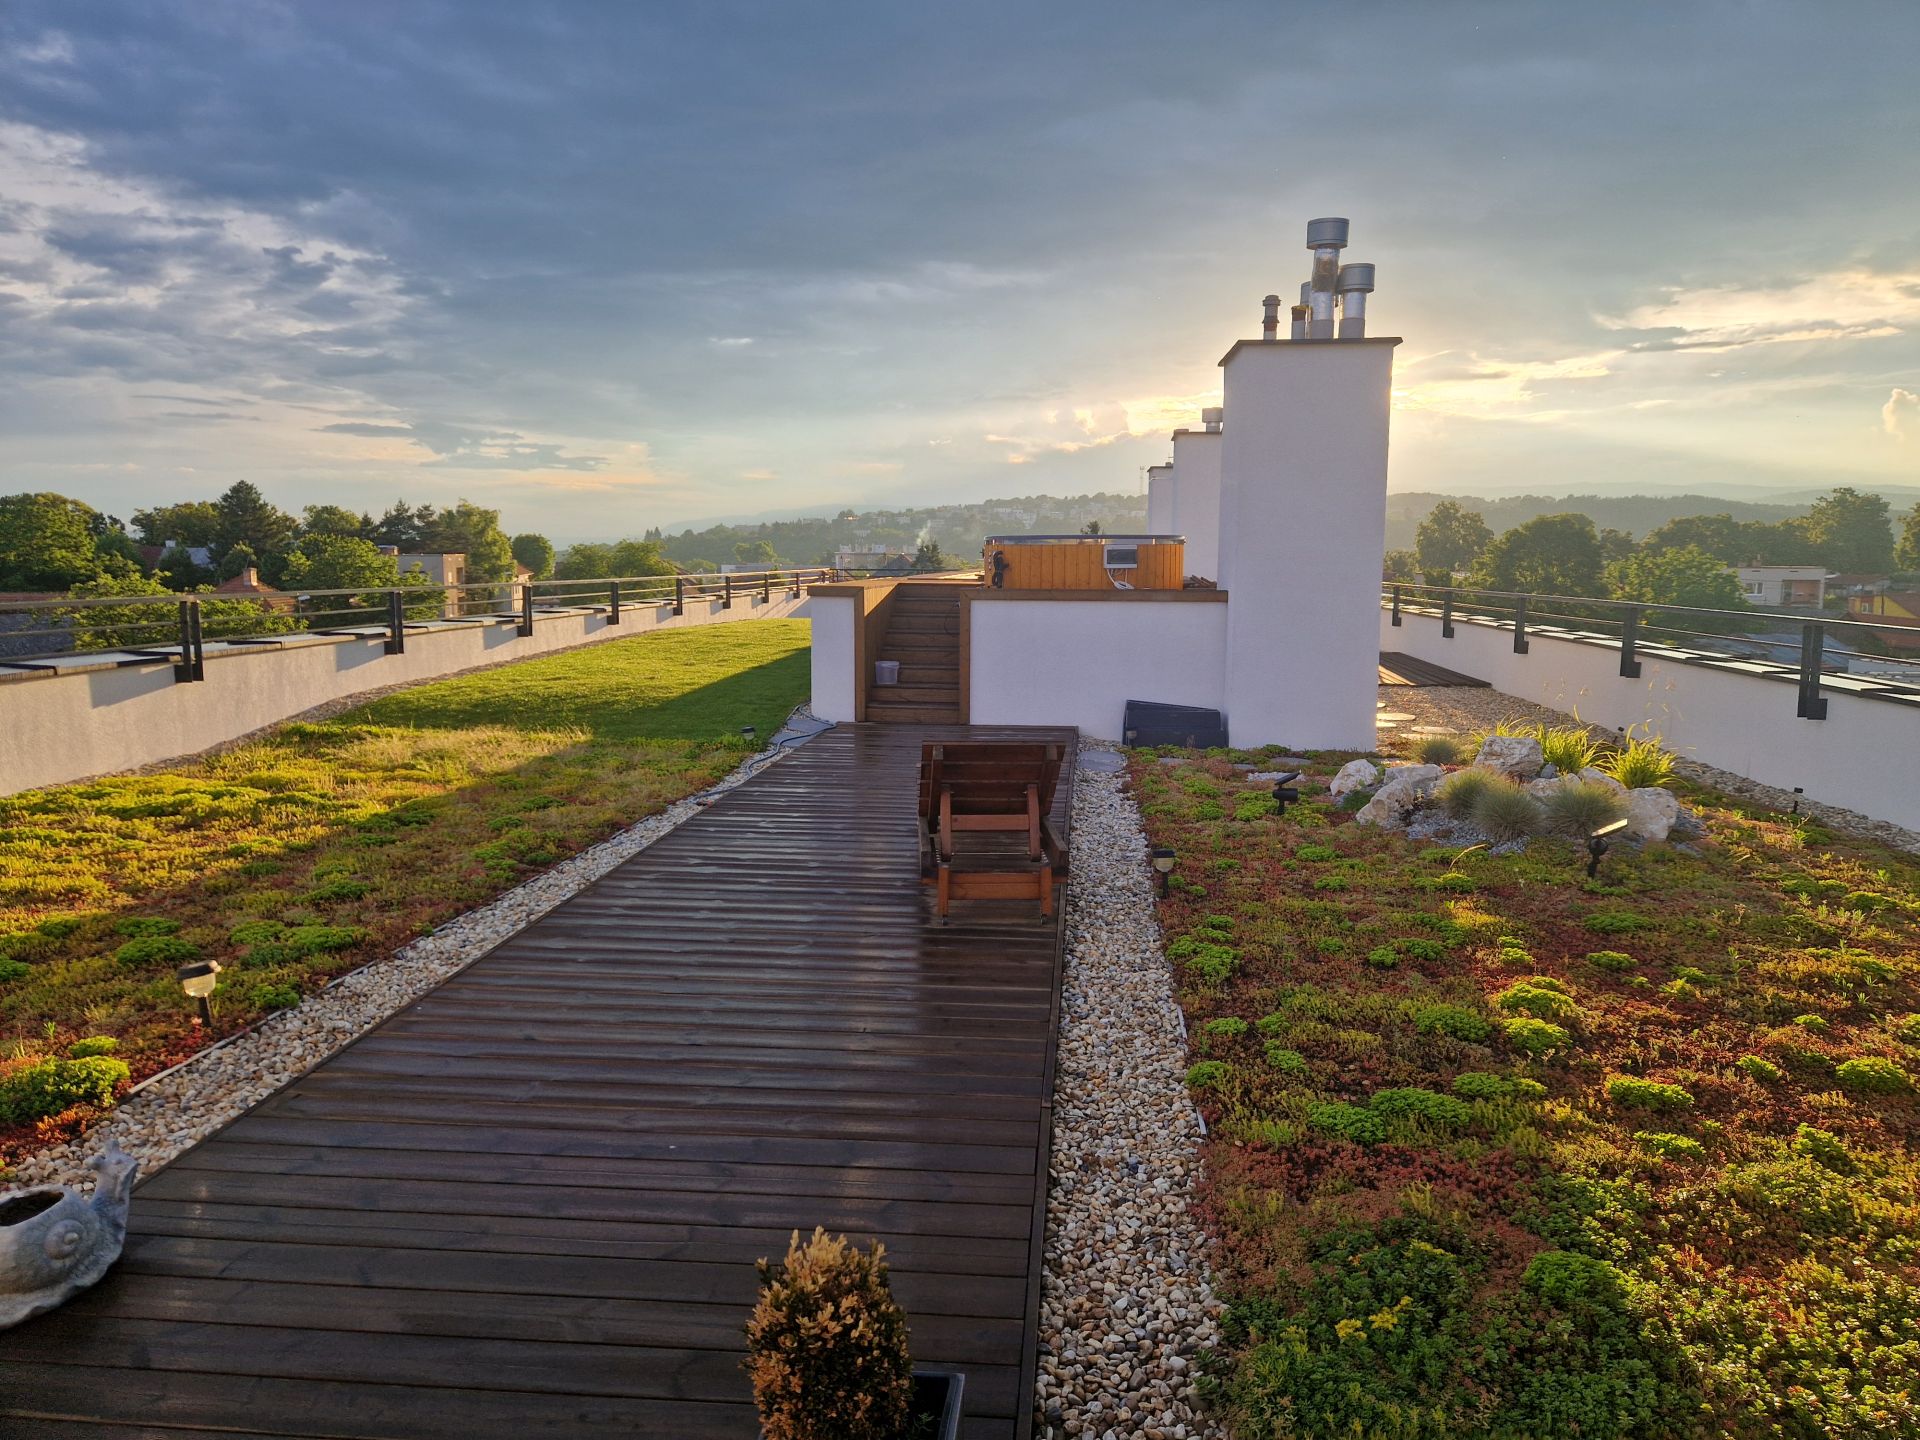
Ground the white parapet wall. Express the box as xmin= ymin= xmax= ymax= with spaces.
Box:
xmin=967 ymin=593 xmax=1227 ymax=740
xmin=0 ymin=591 xmax=809 ymax=795
xmin=1383 ymin=605 xmax=1920 ymax=831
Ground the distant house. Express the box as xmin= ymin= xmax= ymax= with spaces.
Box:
xmin=138 ymin=541 xmax=214 ymax=574
xmin=212 ymin=566 xmax=297 ymax=616
xmin=1849 ymin=590 xmax=1920 ymax=653
xmin=386 ymin=551 xmax=470 ymax=618
xmin=834 ymin=544 xmax=912 ymax=573
xmin=1732 ymin=564 xmax=1827 ymax=610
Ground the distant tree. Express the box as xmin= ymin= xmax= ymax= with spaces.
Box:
xmin=1080 ymin=520 xmax=1103 ymax=536
xmin=281 ymin=534 xmax=406 ymax=602
xmin=61 ymin=572 xmax=299 ymax=649
xmin=1800 ymin=486 xmax=1895 ymax=573
xmin=92 ymin=527 xmax=144 ymax=576
xmin=1470 ymin=514 xmax=1606 ymax=598
xmin=1607 ymin=544 xmax=1747 ymax=612
xmin=733 ymin=539 xmax=778 ymax=568
xmin=1382 ymin=549 xmax=1421 ymax=582
xmin=912 ymin=540 xmax=957 ymax=573
xmin=154 ymin=545 xmax=213 ymax=591
xmin=1598 ymin=527 xmax=1636 ymax=564
xmin=211 ymin=482 xmax=298 ymax=563
xmin=421 ymin=499 xmax=515 ymax=582
xmin=511 ymin=533 xmax=556 ymax=579
xmin=0 ymin=492 xmax=107 ymax=590
xmin=216 ymin=543 xmax=261 ymax=581
xmin=130 ymin=500 xmax=221 ymax=548
xmin=368 ymin=501 xmax=434 ymax=550
xmin=1897 ymin=503 xmax=1920 ymax=572
xmin=1414 ymin=500 xmax=1493 ymax=575
xmin=610 ymin=539 xmax=676 ymax=577
xmin=301 ymin=504 xmax=368 ymax=538
xmin=553 ymin=543 xmax=614 ymax=581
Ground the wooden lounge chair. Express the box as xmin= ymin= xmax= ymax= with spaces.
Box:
xmin=917 ymin=741 xmax=1070 ymax=918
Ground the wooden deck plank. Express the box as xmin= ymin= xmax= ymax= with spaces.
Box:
xmin=2 ymin=724 xmax=1072 ymax=1440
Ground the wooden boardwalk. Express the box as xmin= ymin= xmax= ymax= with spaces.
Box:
xmin=5 ymin=724 xmax=1075 ymax=1440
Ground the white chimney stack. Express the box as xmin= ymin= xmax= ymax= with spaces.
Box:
xmin=1170 ymin=410 xmax=1224 ymax=581
xmin=1145 ymin=462 xmax=1177 ymax=535
xmin=1214 ymin=217 xmax=1398 ymax=747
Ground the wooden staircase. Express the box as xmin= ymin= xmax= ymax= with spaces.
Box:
xmin=867 ymin=586 xmax=963 ymax=723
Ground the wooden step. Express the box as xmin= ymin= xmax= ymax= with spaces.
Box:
xmin=885 ymin=633 xmax=959 ymax=653
xmin=864 ymin=701 xmax=964 ymax=724
xmin=868 ymin=684 xmax=959 ymax=706
xmin=888 ymin=663 xmax=960 ymax=687
xmin=889 ymin=615 xmax=958 ymax=634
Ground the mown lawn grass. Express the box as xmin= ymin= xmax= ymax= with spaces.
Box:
xmin=0 ymin=620 xmax=810 ymax=1161
xmin=1138 ymin=744 xmax=1920 ymax=1440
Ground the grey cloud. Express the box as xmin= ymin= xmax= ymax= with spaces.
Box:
xmin=318 ymin=422 xmax=417 ymax=437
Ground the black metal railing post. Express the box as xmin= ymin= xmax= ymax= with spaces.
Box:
xmin=1512 ymin=593 xmax=1531 ymax=655
xmin=1441 ymin=587 xmax=1454 ymax=639
xmin=518 ymin=583 xmax=535 ymax=637
xmin=609 ymin=579 xmax=622 ymax=625
xmin=1619 ymin=604 xmax=1642 ymax=678
xmin=174 ymin=600 xmax=197 ymax=682
xmin=673 ymin=576 xmax=684 ymax=616
xmin=385 ymin=590 xmax=406 ymax=655
xmin=189 ymin=600 xmax=206 ymax=681
xmin=1390 ymin=584 xmax=1403 ymax=627
xmin=723 ymin=574 xmax=733 ymax=610
xmin=1798 ymin=623 xmax=1829 ymax=719
xmin=762 ymin=571 xmax=772 ymax=603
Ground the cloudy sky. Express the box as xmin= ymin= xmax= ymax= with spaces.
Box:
xmin=3 ymin=2 xmax=1918 ymax=540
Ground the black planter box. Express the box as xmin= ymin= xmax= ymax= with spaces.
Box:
xmin=910 ymin=1369 xmax=965 ymax=1439
xmin=759 ymin=1369 xmax=963 ymax=1440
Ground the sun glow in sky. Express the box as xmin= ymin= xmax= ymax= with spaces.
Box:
xmin=1 ymin=3 xmax=1917 ymax=538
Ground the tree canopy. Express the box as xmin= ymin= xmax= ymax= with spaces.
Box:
xmin=1800 ymin=486 xmax=1895 ymax=572
xmin=1414 ymin=500 xmax=1493 ymax=575
xmin=0 ymin=492 xmax=106 ymax=591
xmin=511 ymin=533 xmax=556 ymax=579
xmin=1469 ymin=513 xmax=1607 ymax=597
xmin=1897 ymin=503 xmax=1920 ymax=572
xmin=131 ymin=501 xmax=221 ymax=548
xmin=1606 ymin=544 xmax=1748 ymax=613
xmin=211 ymin=482 xmax=298 ymax=563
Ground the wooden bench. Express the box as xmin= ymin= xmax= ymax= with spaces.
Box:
xmin=917 ymin=741 xmax=1070 ymax=918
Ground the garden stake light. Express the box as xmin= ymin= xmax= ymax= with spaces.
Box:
xmin=1271 ymin=772 xmax=1301 ymax=815
xmin=176 ymin=959 xmax=222 ymax=1026
xmin=1151 ymin=847 xmax=1176 ymax=897
xmin=1586 ymin=816 xmax=1631 ymax=879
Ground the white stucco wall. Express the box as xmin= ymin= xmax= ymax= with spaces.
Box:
xmin=1146 ymin=464 xmax=1176 ymax=536
xmin=808 ymin=594 xmax=859 ymax=723
xmin=968 ymin=598 xmax=1227 ymax=740
xmin=1168 ymin=429 xmax=1221 ymax=582
xmin=0 ymin=591 xmax=807 ymax=795
xmin=1383 ymin=606 xmax=1920 ymax=831
xmin=1219 ymin=339 xmax=1399 ymax=750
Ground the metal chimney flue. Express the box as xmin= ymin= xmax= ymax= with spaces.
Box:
xmin=1201 ymin=406 xmax=1223 ymax=433
xmin=1337 ymin=262 xmax=1375 ymax=339
xmin=1305 ymin=217 xmax=1347 ymax=340
xmin=1261 ymin=294 xmax=1280 ymax=341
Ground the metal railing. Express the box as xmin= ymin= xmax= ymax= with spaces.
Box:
xmin=1383 ymin=581 xmax=1920 ymax=720
xmin=0 ymin=569 xmax=828 ymax=683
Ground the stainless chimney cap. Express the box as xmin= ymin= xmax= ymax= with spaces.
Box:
xmin=1337 ymin=262 xmax=1376 ymax=293
xmin=1305 ymin=217 xmax=1350 ymax=248
xmin=1200 ymin=406 xmax=1224 ymax=425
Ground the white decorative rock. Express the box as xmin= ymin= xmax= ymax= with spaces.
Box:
xmin=1355 ymin=765 xmax=1443 ymax=827
xmin=1473 ymin=735 xmax=1544 ymax=780
xmin=1577 ymin=767 xmax=1627 ymax=794
xmin=1624 ymin=787 xmax=1681 ymax=843
xmin=1328 ymin=760 xmax=1381 ymax=798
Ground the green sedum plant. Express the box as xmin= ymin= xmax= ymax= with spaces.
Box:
xmin=1504 ymin=1017 xmax=1570 ymax=1055
xmin=0 ymin=1056 xmax=131 ymax=1123
xmin=1607 ymin=1076 xmax=1694 ymax=1111
xmin=1835 ymin=1056 xmax=1911 ymax=1094
xmin=1635 ymin=1131 xmax=1706 ymax=1161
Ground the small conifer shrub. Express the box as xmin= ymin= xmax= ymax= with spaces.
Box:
xmin=746 ymin=1228 xmax=913 ymax=1440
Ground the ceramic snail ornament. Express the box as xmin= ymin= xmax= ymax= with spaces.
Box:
xmin=0 ymin=1140 xmax=138 ymax=1328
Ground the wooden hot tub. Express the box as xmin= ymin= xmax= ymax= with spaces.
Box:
xmin=981 ymin=535 xmax=1185 ymax=591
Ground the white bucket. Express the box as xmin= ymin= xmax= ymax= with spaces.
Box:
xmin=874 ymin=660 xmax=901 ymax=686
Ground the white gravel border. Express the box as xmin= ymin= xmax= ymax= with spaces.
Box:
xmin=1038 ymin=745 xmax=1226 ymax=1440
xmin=13 ymin=732 xmax=818 ymax=1195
